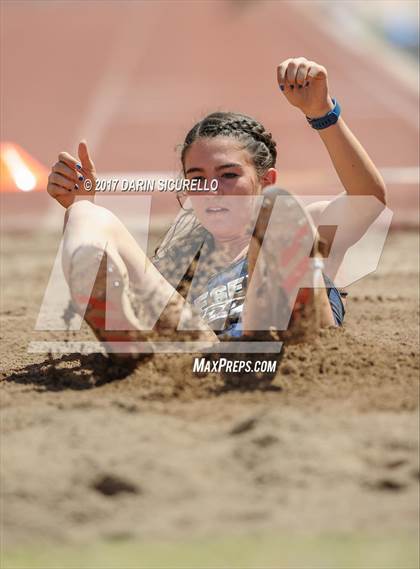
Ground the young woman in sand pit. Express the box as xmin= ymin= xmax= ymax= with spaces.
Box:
xmin=47 ymin=57 xmax=386 ymax=369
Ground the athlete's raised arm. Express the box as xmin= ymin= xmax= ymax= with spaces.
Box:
xmin=277 ymin=57 xmax=387 ymax=205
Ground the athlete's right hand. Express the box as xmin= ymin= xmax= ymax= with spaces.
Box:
xmin=47 ymin=140 xmax=96 ymax=209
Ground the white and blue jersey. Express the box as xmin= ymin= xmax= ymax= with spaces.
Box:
xmin=190 ymin=256 xmax=345 ymax=339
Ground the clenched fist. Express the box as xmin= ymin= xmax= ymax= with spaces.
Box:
xmin=277 ymin=57 xmax=334 ymax=119
xmin=47 ymin=140 xmax=96 ymax=209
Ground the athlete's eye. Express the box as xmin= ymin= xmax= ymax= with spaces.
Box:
xmin=222 ymin=172 xmax=239 ymax=179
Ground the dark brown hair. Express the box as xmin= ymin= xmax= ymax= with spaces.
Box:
xmin=181 ymin=111 xmax=277 ymax=176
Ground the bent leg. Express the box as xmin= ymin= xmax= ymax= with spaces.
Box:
xmin=242 ymin=191 xmax=336 ymax=340
xmin=62 ymin=200 xmax=218 ymax=347
xmin=62 ymin=200 xmax=159 ymax=288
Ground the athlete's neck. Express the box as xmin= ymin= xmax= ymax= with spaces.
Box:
xmin=213 ymin=234 xmax=250 ymax=263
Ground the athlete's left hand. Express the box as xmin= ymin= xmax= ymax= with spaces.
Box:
xmin=277 ymin=57 xmax=334 ymax=119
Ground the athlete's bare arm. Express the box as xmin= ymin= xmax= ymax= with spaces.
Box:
xmin=277 ymin=57 xmax=387 ymax=258
xmin=277 ymin=57 xmax=386 ymax=205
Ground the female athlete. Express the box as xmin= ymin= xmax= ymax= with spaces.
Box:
xmin=46 ymin=57 xmax=386 ymax=372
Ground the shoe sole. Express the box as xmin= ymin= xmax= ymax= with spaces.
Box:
xmin=247 ymin=187 xmax=322 ymax=341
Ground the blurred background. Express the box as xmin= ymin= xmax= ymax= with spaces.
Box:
xmin=1 ymin=4 xmax=419 ymax=566
xmin=1 ymin=0 xmax=419 ymax=231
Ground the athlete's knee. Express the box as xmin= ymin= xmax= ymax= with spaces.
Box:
xmin=64 ymin=200 xmax=119 ymax=232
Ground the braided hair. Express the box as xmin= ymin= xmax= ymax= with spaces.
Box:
xmin=181 ymin=111 xmax=277 ymax=176
xmin=153 ymin=112 xmax=277 ymax=295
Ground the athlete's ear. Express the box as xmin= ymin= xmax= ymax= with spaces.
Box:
xmin=260 ymin=167 xmax=277 ymax=188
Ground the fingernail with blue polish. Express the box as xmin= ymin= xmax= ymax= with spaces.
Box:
xmin=74 ymin=184 xmax=79 ymax=190
xmin=280 ymin=85 xmax=284 ymax=91
xmin=76 ymin=163 xmax=82 ymax=170
xmin=78 ymin=175 xmax=84 ymax=181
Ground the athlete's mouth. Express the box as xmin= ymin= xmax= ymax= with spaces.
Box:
xmin=205 ymin=207 xmax=230 ymax=214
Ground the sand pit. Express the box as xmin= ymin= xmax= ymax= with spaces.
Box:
xmin=0 ymin=229 xmax=418 ymax=550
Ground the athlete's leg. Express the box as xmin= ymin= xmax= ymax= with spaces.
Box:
xmin=61 ymin=200 xmax=218 ymax=350
xmin=62 ymin=200 xmax=165 ymax=294
xmin=242 ymin=188 xmax=336 ymax=341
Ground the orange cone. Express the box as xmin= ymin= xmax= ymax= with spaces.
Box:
xmin=0 ymin=142 xmax=52 ymax=231
xmin=0 ymin=142 xmax=48 ymax=193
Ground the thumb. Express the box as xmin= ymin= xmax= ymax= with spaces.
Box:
xmin=78 ymin=140 xmax=95 ymax=172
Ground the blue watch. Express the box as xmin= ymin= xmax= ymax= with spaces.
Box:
xmin=306 ymin=98 xmax=341 ymax=130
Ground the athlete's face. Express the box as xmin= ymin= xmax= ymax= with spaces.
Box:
xmin=183 ymin=136 xmax=276 ymax=241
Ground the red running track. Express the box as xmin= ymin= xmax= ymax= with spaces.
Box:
xmin=1 ymin=1 xmax=418 ymax=227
